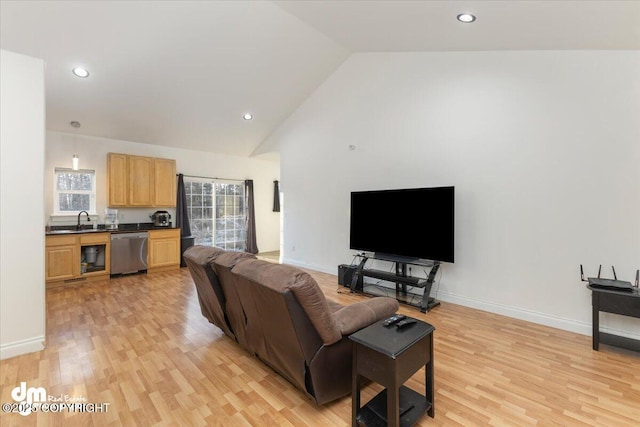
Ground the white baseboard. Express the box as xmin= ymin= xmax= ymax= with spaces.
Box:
xmin=0 ymin=336 xmax=45 ymax=360
xmin=436 ymin=290 xmax=591 ymax=335
xmin=283 ymin=259 xmax=640 ymax=342
xmin=435 ymin=290 xmax=640 ymax=341
xmin=282 ymin=257 xmax=335 ymax=275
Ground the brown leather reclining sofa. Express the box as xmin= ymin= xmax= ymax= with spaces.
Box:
xmin=184 ymin=245 xmax=399 ymax=405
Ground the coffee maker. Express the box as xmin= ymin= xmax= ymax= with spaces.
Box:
xmin=151 ymin=210 xmax=171 ymax=227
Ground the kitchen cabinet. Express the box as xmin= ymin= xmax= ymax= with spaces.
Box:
xmin=79 ymin=233 xmax=111 ymax=277
xmin=45 ymin=232 xmax=110 ymax=286
xmin=45 ymin=235 xmax=78 ymax=282
xmin=128 ymin=155 xmax=154 ymax=206
xmin=148 ymin=229 xmax=180 ymax=273
xmin=107 ymin=153 xmax=176 ymax=208
xmin=154 ymin=158 xmax=177 ymax=207
xmin=107 ymin=153 xmax=128 ymax=207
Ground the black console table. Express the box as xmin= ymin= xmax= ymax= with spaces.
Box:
xmin=587 ymin=285 xmax=640 ymax=352
xmin=347 ymin=254 xmax=440 ymax=313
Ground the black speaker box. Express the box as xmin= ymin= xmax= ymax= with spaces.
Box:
xmin=338 ymin=264 xmax=362 ymax=290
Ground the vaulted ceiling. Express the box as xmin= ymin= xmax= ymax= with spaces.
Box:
xmin=2 ymin=1 xmax=638 ymax=157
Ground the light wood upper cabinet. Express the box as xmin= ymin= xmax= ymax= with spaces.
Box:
xmin=107 ymin=153 xmax=176 ymax=208
xmin=128 ymin=155 xmax=155 ymax=206
xmin=154 ymin=158 xmax=177 ymax=207
xmin=107 ymin=153 xmax=128 ymax=207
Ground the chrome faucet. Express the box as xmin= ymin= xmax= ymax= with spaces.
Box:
xmin=77 ymin=211 xmax=91 ymax=230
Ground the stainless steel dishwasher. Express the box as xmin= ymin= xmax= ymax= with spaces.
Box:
xmin=110 ymin=232 xmax=148 ymax=275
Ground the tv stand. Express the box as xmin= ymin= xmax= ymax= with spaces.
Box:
xmin=349 ymin=254 xmax=440 ymax=312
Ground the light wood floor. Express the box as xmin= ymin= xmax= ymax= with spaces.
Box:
xmin=1 ymin=267 xmax=639 ymax=426
xmin=256 ymin=251 xmax=280 ymax=262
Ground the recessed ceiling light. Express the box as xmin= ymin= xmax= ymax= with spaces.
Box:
xmin=457 ymin=13 xmax=476 ymax=23
xmin=72 ymin=67 xmax=90 ymax=78
xmin=243 ymin=113 xmax=253 ymax=120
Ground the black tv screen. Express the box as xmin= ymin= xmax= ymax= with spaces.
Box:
xmin=350 ymin=186 xmax=454 ymax=263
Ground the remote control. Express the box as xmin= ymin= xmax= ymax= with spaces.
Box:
xmin=383 ymin=314 xmax=406 ymax=327
xmin=396 ymin=318 xmax=417 ymax=329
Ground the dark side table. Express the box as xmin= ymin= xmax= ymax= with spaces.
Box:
xmin=587 ymin=285 xmax=640 ymax=352
xmin=349 ymin=318 xmax=435 ymax=427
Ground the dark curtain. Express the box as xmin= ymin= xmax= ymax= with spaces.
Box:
xmin=245 ymin=179 xmax=259 ymax=254
xmin=273 ymin=180 xmax=280 ymax=212
xmin=176 ymin=174 xmax=192 ymax=237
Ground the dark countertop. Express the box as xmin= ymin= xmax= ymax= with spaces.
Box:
xmin=46 ymin=222 xmax=178 ymax=236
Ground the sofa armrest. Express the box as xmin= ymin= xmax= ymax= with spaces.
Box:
xmin=333 ymin=297 xmax=399 ymax=336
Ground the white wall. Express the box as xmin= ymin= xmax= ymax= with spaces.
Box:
xmin=45 ymin=132 xmax=281 ymax=252
xmin=1 ymin=50 xmax=46 ymax=359
xmin=266 ymin=51 xmax=640 ymax=338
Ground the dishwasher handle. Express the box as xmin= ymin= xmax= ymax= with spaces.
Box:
xmin=140 ymin=237 xmax=148 ymax=267
xmin=110 ymin=232 xmax=148 ymax=240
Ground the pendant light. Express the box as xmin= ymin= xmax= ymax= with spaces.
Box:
xmin=70 ymin=121 xmax=81 ymax=170
xmin=70 ymin=67 xmax=88 ymax=170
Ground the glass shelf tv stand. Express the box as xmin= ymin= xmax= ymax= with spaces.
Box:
xmin=348 ymin=253 xmax=441 ymax=313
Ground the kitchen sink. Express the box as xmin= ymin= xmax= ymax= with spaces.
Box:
xmin=47 ymin=229 xmax=104 ymax=235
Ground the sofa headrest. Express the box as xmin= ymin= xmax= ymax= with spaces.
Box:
xmin=183 ymin=245 xmax=227 ymax=265
xmin=213 ymin=251 xmax=257 ymax=269
xmin=232 ymin=259 xmax=342 ymax=345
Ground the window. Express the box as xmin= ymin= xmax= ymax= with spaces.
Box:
xmin=185 ymin=178 xmax=246 ymax=250
xmin=54 ymin=168 xmax=96 ymax=214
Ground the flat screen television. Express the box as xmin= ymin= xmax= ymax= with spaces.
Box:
xmin=350 ymin=186 xmax=454 ymax=263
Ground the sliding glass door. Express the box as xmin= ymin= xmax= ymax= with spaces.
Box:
xmin=184 ymin=178 xmax=246 ymax=251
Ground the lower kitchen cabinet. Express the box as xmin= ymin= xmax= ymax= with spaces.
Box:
xmin=45 ymin=236 xmax=78 ymax=282
xmin=45 ymin=229 xmax=178 ymax=284
xmin=148 ymin=228 xmax=181 ymax=273
xmin=45 ymin=232 xmax=110 ymax=286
